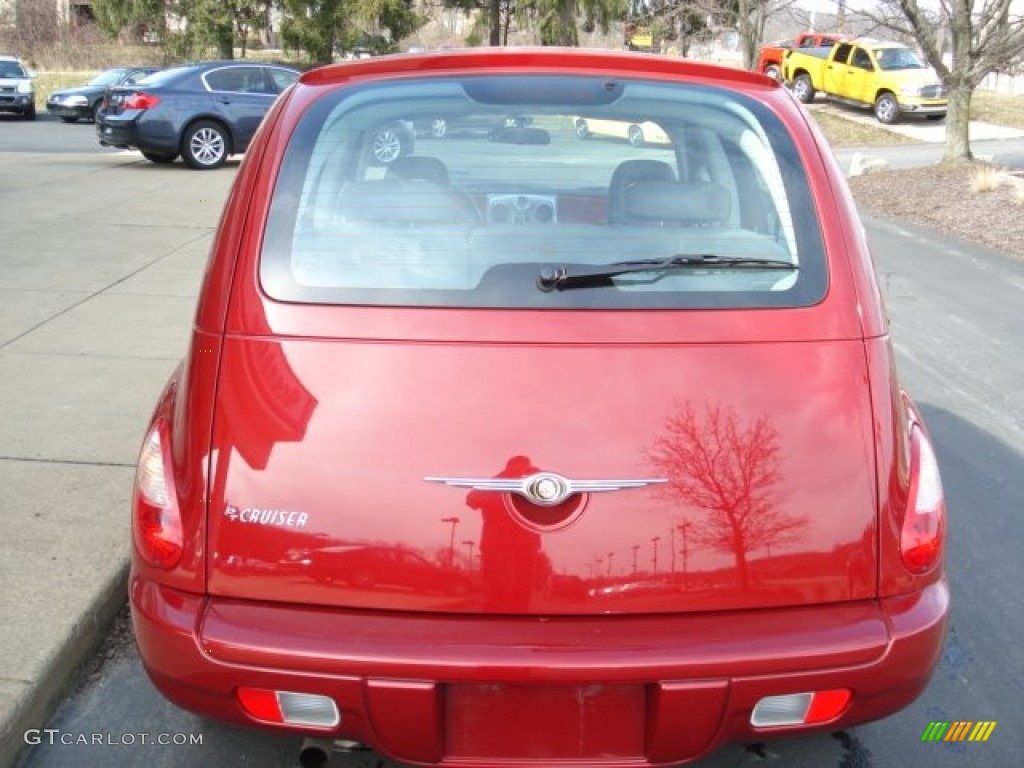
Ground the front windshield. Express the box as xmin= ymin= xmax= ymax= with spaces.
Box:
xmin=261 ymin=75 xmax=827 ymax=310
xmin=89 ymin=69 xmax=129 ymax=86
xmin=875 ymin=47 xmax=926 ymax=71
xmin=0 ymin=61 xmax=28 ymax=78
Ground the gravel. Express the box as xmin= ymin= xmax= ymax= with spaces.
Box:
xmin=847 ymin=161 xmax=1024 ymax=258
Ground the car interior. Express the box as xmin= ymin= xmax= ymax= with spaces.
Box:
xmin=261 ymin=78 xmax=824 ymax=306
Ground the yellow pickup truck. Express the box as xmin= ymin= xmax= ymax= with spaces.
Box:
xmin=781 ymin=38 xmax=947 ymax=124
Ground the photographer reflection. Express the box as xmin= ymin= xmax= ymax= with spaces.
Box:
xmin=467 ymin=456 xmax=545 ymax=611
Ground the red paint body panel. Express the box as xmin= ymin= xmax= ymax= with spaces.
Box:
xmin=206 ymin=337 xmax=878 ymax=614
xmin=129 ymin=48 xmax=948 ymax=763
xmin=133 ymin=575 xmax=948 ymax=766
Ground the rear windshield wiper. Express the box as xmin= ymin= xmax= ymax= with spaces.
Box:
xmin=536 ymin=254 xmax=798 ymax=292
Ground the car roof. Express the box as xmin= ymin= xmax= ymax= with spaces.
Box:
xmin=183 ymin=59 xmax=299 ymax=70
xmin=852 ymin=38 xmax=907 ymax=49
xmin=301 ymin=47 xmax=772 ymax=89
xmin=147 ymin=60 xmax=298 ymax=80
xmin=143 ymin=60 xmax=296 ymax=81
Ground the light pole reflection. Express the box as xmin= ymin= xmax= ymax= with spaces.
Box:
xmin=440 ymin=516 xmax=460 ymax=568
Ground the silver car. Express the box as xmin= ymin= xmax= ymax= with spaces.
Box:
xmin=0 ymin=55 xmax=35 ymax=119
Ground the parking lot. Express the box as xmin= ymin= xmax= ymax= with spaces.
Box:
xmin=3 ymin=114 xmax=1024 ymax=768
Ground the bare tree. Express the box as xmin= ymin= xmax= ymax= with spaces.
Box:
xmin=731 ymin=0 xmax=771 ymax=69
xmin=869 ymin=0 xmax=1024 ymax=161
xmin=647 ymin=402 xmax=808 ymax=590
xmin=631 ymin=0 xmax=803 ymax=69
xmin=9 ymin=0 xmax=59 ymax=49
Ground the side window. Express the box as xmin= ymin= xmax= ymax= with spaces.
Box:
xmin=832 ymin=44 xmax=853 ymax=66
xmin=267 ymin=67 xmax=300 ymax=94
xmin=798 ymin=38 xmax=817 ymax=48
xmin=247 ymin=68 xmax=277 ymax=95
xmin=237 ymin=67 xmax=273 ymax=94
xmin=851 ymin=49 xmax=873 ymax=70
xmin=205 ymin=68 xmax=243 ymax=92
xmin=722 ymin=137 xmax=779 ymax=238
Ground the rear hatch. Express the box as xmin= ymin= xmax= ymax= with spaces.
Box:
xmin=204 ymin=66 xmax=877 ymax=616
xmin=206 ymin=333 xmax=878 ymax=615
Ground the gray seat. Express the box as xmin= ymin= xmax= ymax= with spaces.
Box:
xmin=385 ymin=156 xmax=452 ymax=186
xmin=620 ymin=180 xmax=732 ymax=227
xmin=336 ymin=174 xmax=482 ymax=226
xmin=381 ymin=156 xmax=480 ymax=223
xmin=608 ymin=159 xmax=676 ymax=224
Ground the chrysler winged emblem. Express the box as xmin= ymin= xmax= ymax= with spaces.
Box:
xmin=425 ymin=472 xmax=667 ymax=507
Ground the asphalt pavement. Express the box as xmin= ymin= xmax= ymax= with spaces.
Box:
xmin=1 ymin=115 xmax=1023 ymax=768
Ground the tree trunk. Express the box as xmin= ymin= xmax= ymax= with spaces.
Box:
xmin=731 ymin=528 xmax=750 ymax=590
xmin=559 ymin=1 xmax=578 ymax=46
xmin=738 ymin=0 xmax=765 ymax=70
xmin=216 ymin=23 xmax=234 ymax=59
xmin=943 ymin=84 xmax=972 ymax=162
xmin=490 ymin=0 xmax=500 ymax=46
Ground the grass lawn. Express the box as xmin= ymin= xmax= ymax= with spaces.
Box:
xmin=971 ymin=90 xmax=1024 ymax=129
xmin=805 ymin=90 xmax=1024 ymax=148
xmin=809 ymin=107 xmax=919 ymax=147
xmin=33 ymin=71 xmax=101 ymax=106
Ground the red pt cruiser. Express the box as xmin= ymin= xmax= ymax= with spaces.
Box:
xmin=130 ymin=48 xmax=948 ymax=767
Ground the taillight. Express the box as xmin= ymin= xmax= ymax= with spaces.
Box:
xmin=123 ymin=92 xmax=160 ymax=110
xmin=901 ymin=424 xmax=945 ymax=573
xmin=133 ymin=422 xmax=183 ymax=569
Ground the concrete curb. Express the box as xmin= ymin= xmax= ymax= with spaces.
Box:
xmin=1 ymin=561 xmax=129 ymax=768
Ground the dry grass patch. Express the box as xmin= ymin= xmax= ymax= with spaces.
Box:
xmin=969 ymin=165 xmax=1008 ymax=193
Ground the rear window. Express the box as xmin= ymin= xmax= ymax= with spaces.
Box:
xmin=261 ymin=75 xmax=827 ymax=309
xmin=136 ymin=67 xmax=190 ymax=87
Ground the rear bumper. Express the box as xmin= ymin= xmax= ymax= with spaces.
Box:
xmin=96 ymin=113 xmax=178 ymax=153
xmin=132 ymin=575 xmax=948 ymax=766
xmin=96 ymin=117 xmax=141 ymax=150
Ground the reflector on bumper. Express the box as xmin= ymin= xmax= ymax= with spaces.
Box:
xmin=237 ymin=687 xmax=340 ymax=727
xmin=751 ymin=689 xmax=850 ymax=727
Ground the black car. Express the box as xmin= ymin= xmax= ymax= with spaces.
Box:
xmin=96 ymin=61 xmax=300 ymax=169
xmin=46 ymin=67 xmax=160 ymax=123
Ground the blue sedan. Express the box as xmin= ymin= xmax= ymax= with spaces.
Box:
xmin=96 ymin=61 xmax=300 ymax=169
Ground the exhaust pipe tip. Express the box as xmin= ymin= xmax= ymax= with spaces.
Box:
xmin=298 ymin=738 xmax=369 ymax=767
xmin=298 ymin=739 xmax=331 ymax=768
